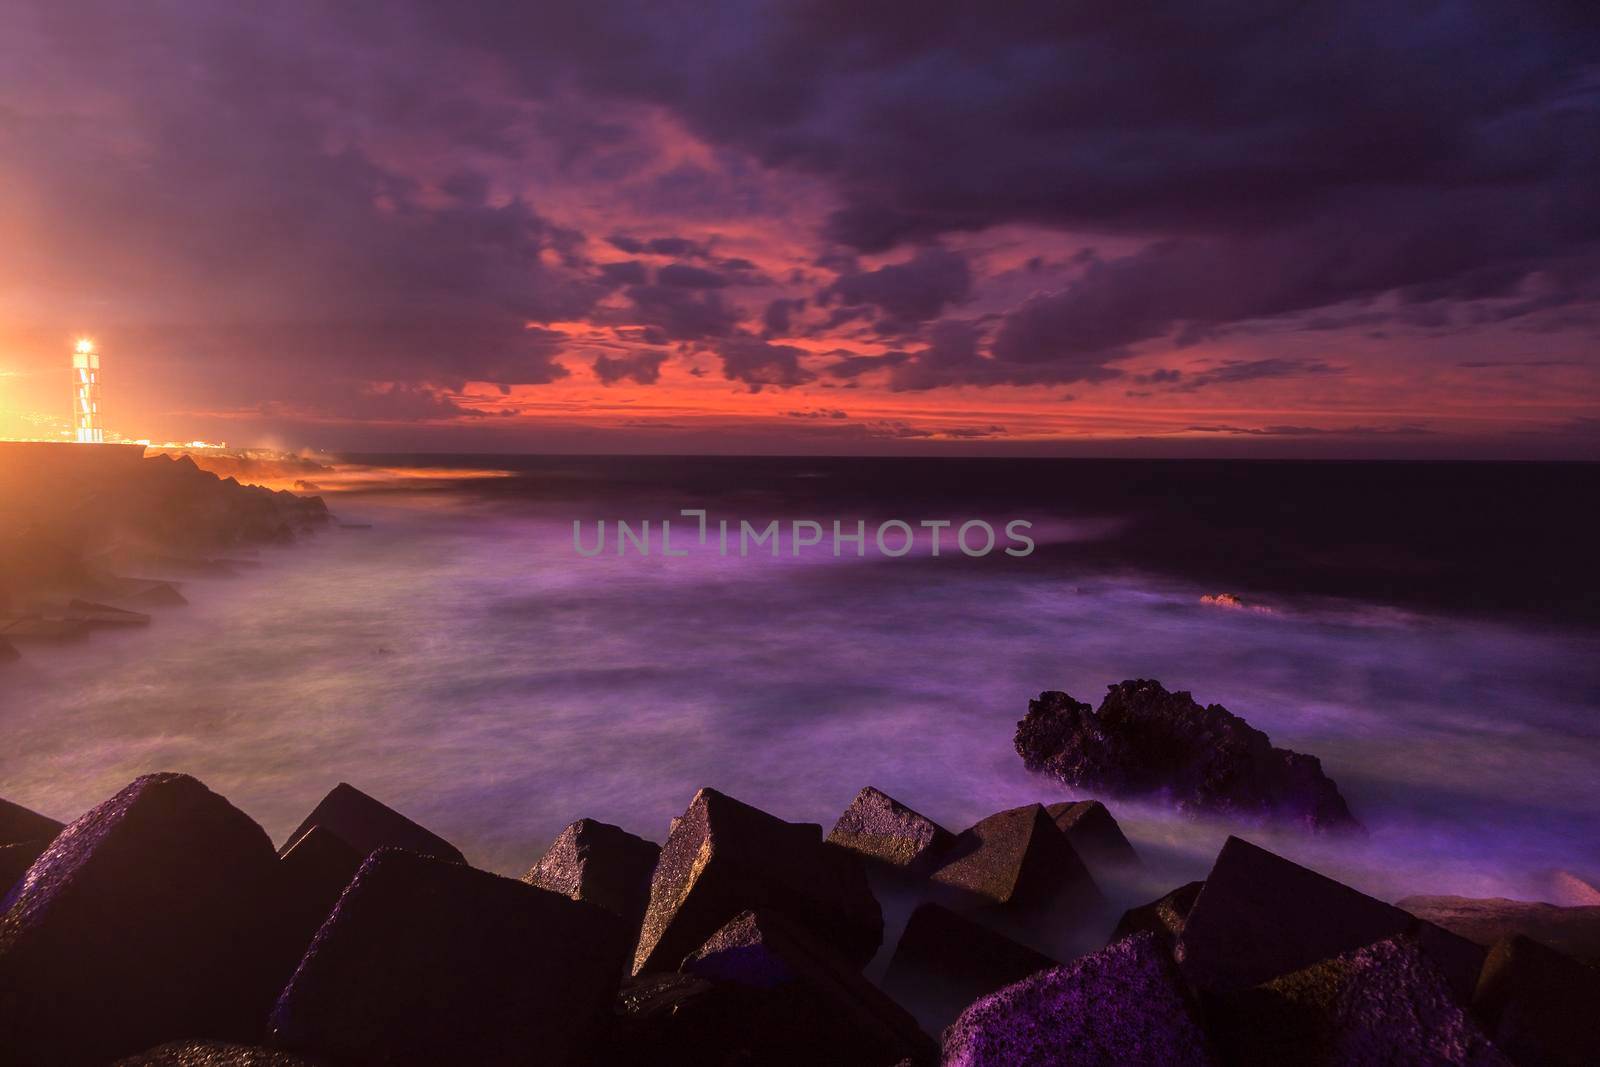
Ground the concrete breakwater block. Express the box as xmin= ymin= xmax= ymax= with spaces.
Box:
xmin=0 ymin=774 xmax=290 ymax=1066
xmin=1176 ymin=836 xmax=1485 ymax=1003
xmin=269 ymin=848 xmax=625 ymax=1066
xmin=633 ymin=787 xmax=883 ymax=974
xmin=278 ymin=782 xmax=465 ymax=865
xmin=942 ymin=931 xmax=1218 ymax=1067
xmin=523 ymin=817 xmax=660 ymax=947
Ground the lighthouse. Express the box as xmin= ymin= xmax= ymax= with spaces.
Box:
xmin=72 ymin=338 xmax=103 ymax=443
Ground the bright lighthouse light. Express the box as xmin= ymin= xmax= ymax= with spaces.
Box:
xmin=75 ymin=338 xmax=94 ymax=354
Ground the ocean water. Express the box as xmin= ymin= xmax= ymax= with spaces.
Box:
xmin=2 ymin=457 xmax=1598 ymax=914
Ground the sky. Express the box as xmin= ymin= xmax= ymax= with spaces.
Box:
xmin=1 ymin=1 xmax=1598 ymax=456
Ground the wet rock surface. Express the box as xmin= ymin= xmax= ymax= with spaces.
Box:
xmin=942 ymin=932 xmax=1217 ymax=1067
xmin=275 ymin=825 xmax=363 ymax=952
xmin=1398 ymin=894 xmax=1600 ymax=963
xmin=0 ymin=773 xmax=289 ymax=1066
xmin=633 ymin=787 xmax=882 ymax=974
xmin=1016 ymin=679 xmax=1361 ymax=831
xmin=269 ymin=848 xmax=624 ymax=1066
xmin=279 ymin=782 xmax=465 ymax=864
xmin=523 ymin=817 xmax=660 ymax=945
xmin=1209 ymin=936 xmax=1510 ymax=1066
xmin=1178 ymin=836 xmax=1486 ymax=1002
xmin=827 ymin=786 xmax=955 ymax=877
xmin=115 ymin=1042 xmax=324 ymax=1066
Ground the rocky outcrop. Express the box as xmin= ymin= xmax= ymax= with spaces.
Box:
xmin=269 ymin=849 xmax=625 ymax=1066
xmin=115 ymin=1042 xmax=321 ymax=1066
xmin=1397 ymin=894 xmax=1600 ymax=963
xmin=1209 ymin=936 xmax=1509 ymax=1066
xmin=275 ymin=826 xmax=363 ymax=952
xmin=942 ymin=932 xmax=1218 ymax=1067
xmin=0 ymin=797 xmax=64 ymax=846
xmin=632 ymin=788 xmax=882 ymax=974
xmin=1016 ymin=680 xmax=1361 ymax=831
xmin=0 ymin=774 xmax=291 ymax=1065
xmin=279 ymin=782 xmax=465 ymax=864
xmin=826 ymin=786 xmax=954 ymax=877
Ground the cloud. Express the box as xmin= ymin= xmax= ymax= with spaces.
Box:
xmin=823 ymin=246 xmax=972 ymax=330
xmin=717 ymin=335 xmax=817 ymax=391
xmin=593 ymin=350 xmax=667 ymax=385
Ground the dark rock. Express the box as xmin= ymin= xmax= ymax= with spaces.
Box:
xmin=632 ymin=788 xmax=882 ymax=974
xmin=927 ymin=803 xmax=1105 ymax=956
xmin=881 ymin=902 xmax=1056 ymax=1035
xmin=1474 ymin=934 xmax=1600 ymax=1067
xmin=0 ymin=797 xmax=64 ymax=845
xmin=826 ymin=786 xmax=954 ymax=877
xmin=1210 ymin=935 xmax=1509 ymax=1066
xmin=0 ymin=773 xmax=289 ymax=1066
xmin=1176 ymin=836 xmax=1485 ymax=1002
xmin=279 ymin=782 xmax=464 ymax=864
xmin=523 ymin=818 xmax=660 ymax=946
xmin=276 ymin=826 xmax=363 ymax=951
xmin=0 ymin=636 xmax=16 ymax=662
xmin=1113 ymin=880 xmax=1205 ymax=943
xmin=1015 ymin=680 xmax=1361 ymax=832
xmin=1043 ymin=799 xmax=1142 ymax=878
xmin=1398 ymin=895 xmax=1600 ymax=963
xmin=679 ymin=909 xmax=934 ymax=1065
xmin=115 ymin=1041 xmax=323 ymax=1065
xmin=942 ymin=931 xmax=1217 ymax=1067
xmin=269 ymin=848 xmax=624 ymax=1066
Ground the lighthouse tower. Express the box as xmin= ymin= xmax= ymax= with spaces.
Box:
xmin=72 ymin=338 xmax=103 ymax=443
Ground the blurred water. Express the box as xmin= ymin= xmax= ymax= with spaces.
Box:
xmin=3 ymin=486 xmax=1598 ymax=911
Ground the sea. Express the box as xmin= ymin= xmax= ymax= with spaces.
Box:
xmin=3 ymin=456 xmax=1597 ymax=913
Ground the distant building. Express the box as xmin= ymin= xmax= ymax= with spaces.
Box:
xmin=72 ymin=339 xmax=103 ymax=443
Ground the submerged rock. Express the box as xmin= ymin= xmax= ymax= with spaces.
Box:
xmin=1176 ymin=836 xmax=1485 ymax=1002
xmin=942 ymin=932 xmax=1217 ymax=1067
xmin=632 ymin=788 xmax=882 ymax=974
xmin=1210 ymin=936 xmax=1509 ymax=1066
xmin=1397 ymin=895 xmax=1600 ymax=963
xmin=881 ymin=902 xmax=1056 ymax=1035
xmin=826 ymin=786 xmax=954 ymax=877
xmin=523 ymin=818 xmax=660 ymax=947
xmin=1015 ymin=680 xmax=1361 ymax=831
xmin=270 ymin=849 xmax=624 ymax=1066
xmin=1474 ymin=934 xmax=1600 ymax=1067
xmin=279 ymin=782 xmax=464 ymax=864
xmin=0 ymin=774 xmax=289 ymax=1066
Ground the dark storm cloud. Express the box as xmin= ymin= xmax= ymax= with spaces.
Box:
xmin=593 ymin=350 xmax=668 ymax=385
xmin=434 ymin=0 xmax=1600 ymax=381
xmin=616 ymin=284 xmax=742 ymax=340
xmin=822 ymin=247 xmax=972 ymax=328
xmin=717 ymin=336 xmax=817 ymax=391
xmin=656 ymin=263 xmax=731 ymax=289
